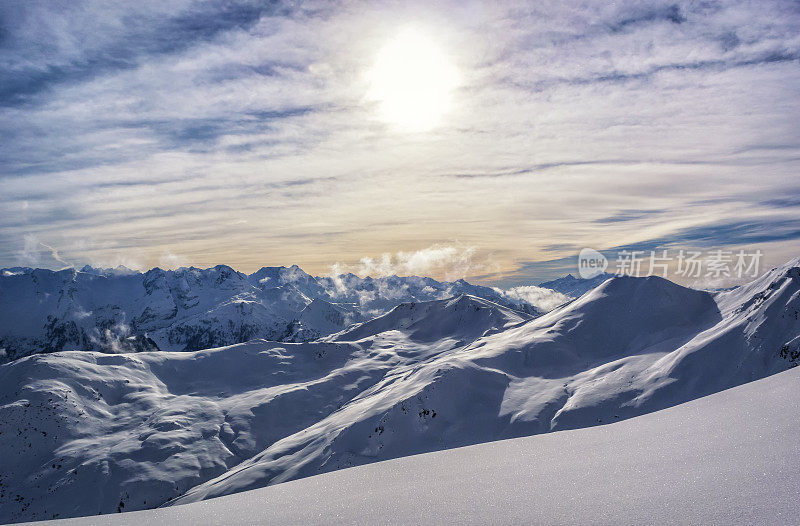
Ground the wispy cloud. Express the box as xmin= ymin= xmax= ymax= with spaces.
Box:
xmin=499 ymin=285 xmax=571 ymax=312
xmin=16 ymin=235 xmax=74 ymax=269
xmin=0 ymin=0 xmax=798 ymax=285
xmin=594 ymin=209 xmax=664 ymax=224
xmin=330 ymin=244 xmax=496 ymax=281
xmin=159 ymin=252 xmax=191 ymax=270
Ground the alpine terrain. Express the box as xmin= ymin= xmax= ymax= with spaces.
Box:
xmin=0 ymin=258 xmax=798 ymax=523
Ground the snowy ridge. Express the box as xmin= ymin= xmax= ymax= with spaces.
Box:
xmin=331 ymin=294 xmax=532 ymax=343
xmin=19 ymin=366 xmax=800 ymax=526
xmin=1 ymin=258 xmax=799 ymax=523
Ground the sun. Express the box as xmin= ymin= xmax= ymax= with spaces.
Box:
xmin=367 ymin=27 xmax=459 ymax=133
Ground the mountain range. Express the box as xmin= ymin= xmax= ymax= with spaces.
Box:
xmin=1 ymin=257 xmax=798 ymax=523
xmin=0 ymin=265 xmax=547 ymax=364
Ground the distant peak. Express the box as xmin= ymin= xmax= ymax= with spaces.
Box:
xmin=594 ymin=272 xmax=700 ymax=297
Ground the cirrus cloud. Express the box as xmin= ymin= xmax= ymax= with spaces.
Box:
xmin=0 ymin=0 xmax=798 ymax=285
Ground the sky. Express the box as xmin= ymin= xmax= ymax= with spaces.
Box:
xmin=1 ymin=0 xmax=799 ymax=287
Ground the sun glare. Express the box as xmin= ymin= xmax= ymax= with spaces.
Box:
xmin=367 ymin=27 xmax=459 ymax=132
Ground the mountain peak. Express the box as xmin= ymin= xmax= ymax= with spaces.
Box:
xmin=526 ymin=273 xmax=721 ymax=362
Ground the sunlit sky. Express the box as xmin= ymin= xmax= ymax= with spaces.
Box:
xmin=1 ymin=1 xmax=799 ymax=286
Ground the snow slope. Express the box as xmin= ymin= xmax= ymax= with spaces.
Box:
xmin=332 ymin=295 xmax=532 ymax=343
xmin=20 ymin=365 xmax=800 ymax=526
xmin=0 ymin=266 xmax=540 ymax=363
xmin=2 ymin=259 xmax=799 ymax=523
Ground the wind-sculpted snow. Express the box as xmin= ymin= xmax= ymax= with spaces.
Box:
xmin=0 ymin=340 xmax=378 ymax=522
xmin=0 ymin=265 xmax=541 ymax=363
xmin=21 ymin=366 xmax=800 ymax=526
xmin=2 ymin=260 xmax=799 ymax=523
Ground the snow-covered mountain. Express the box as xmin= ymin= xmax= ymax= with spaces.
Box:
xmin=538 ymin=272 xmax=615 ymax=298
xmin=22 ymin=366 xmax=800 ymax=526
xmin=0 ymin=266 xmax=540 ymax=364
xmin=1 ymin=258 xmax=798 ymax=523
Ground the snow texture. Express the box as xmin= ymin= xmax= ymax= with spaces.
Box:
xmin=1 ymin=258 xmax=799 ymax=523
xmin=18 ymin=365 xmax=800 ymax=526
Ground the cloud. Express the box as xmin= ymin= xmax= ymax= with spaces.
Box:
xmin=330 ymin=244 xmax=495 ymax=281
xmin=498 ymin=285 xmax=571 ymax=312
xmin=594 ymin=209 xmax=664 ymax=224
xmin=159 ymin=252 xmax=191 ymax=269
xmin=38 ymin=242 xmax=73 ymax=268
xmin=0 ymin=1 xmax=304 ymax=107
xmin=15 ymin=235 xmax=73 ymax=269
xmin=17 ymin=235 xmax=41 ymax=266
xmin=0 ymin=0 xmax=798 ymax=286
xmin=88 ymin=321 xmax=133 ymax=354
